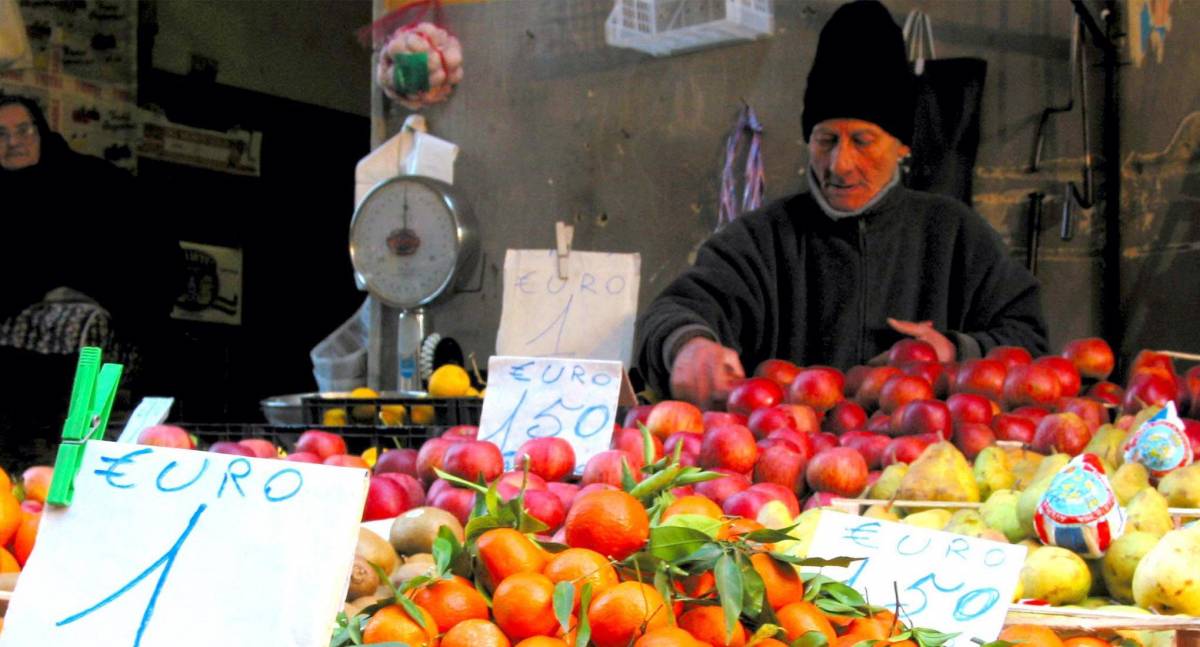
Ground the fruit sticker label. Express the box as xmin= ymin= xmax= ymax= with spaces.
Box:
xmin=0 ymin=440 xmax=368 ymax=647
xmin=1122 ymin=402 xmax=1191 ymax=479
xmin=479 ymin=356 xmax=625 ymax=471
xmin=806 ymin=511 xmax=1026 ymax=647
xmin=1034 ymin=453 xmax=1124 ymax=558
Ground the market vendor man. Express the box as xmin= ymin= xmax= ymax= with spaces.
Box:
xmin=635 ymin=0 xmax=1048 ymax=409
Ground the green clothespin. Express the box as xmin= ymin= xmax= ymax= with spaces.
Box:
xmin=47 ymin=347 xmax=123 ymax=507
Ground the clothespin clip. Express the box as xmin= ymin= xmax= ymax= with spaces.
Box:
xmin=47 ymin=347 xmax=124 ymax=507
xmin=555 ymin=221 xmax=574 ymax=281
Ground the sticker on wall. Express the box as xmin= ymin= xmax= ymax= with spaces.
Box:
xmin=172 ymin=241 xmax=243 ymax=325
xmin=1128 ymin=0 xmax=1172 ymax=66
xmin=138 ymin=119 xmax=262 ymax=177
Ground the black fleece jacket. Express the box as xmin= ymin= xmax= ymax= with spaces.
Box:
xmin=635 ymin=186 xmax=1048 ymax=397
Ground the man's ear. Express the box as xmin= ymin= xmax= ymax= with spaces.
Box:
xmin=897 ymin=143 xmax=912 ymax=160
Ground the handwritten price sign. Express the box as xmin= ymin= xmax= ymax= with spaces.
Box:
xmin=479 ymin=356 xmax=624 ymax=470
xmin=0 ymin=440 xmax=367 ymax=647
xmin=806 ymin=511 xmax=1026 ymax=646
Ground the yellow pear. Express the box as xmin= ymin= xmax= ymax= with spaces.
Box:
xmin=1157 ymin=462 xmax=1200 ymax=507
xmin=1020 ymin=545 xmax=1091 ymax=605
xmin=1031 ymin=453 xmax=1072 ymax=482
xmin=1084 ymin=424 xmax=1129 ymax=468
xmin=863 ymin=504 xmax=900 ymax=522
xmin=943 ymin=509 xmax=988 ymax=537
xmin=896 ymin=442 xmax=980 ymax=511
xmin=1112 ymin=462 xmax=1153 ymax=505
xmin=1126 ymin=487 xmax=1174 ymax=538
xmin=1009 ymin=450 xmax=1046 ymax=490
xmin=1133 ymin=526 xmax=1200 ymax=614
xmin=1101 ymin=530 xmax=1159 ymax=604
xmin=974 ymin=445 xmax=1015 ymax=501
xmin=901 ymin=508 xmax=953 ymax=529
xmin=868 ymin=463 xmax=908 ymax=501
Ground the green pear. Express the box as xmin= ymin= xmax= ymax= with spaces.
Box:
xmin=901 ymin=508 xmax=953 ymax=529
xmin=1010 ymin=450 xmax=1046 ymax=490
xmin=943 ymin=509 xmax=987 ymax=537
xmin=868 ymin=463 xmax=908 ymax=501
xmin=896 ymin=442 xmax=980 ymax=510
xmin=974 ymin=446 xmax=1014 ymax=501
xmin=1020 ymin=545 xmax=1091 ymax=605
xmin=1158 ymin=462 xmax=1200 ymax=507
xmin=1031 ymin=453 xmax=1072 ymax=482
xmin=863 ymin=504 xmax=900 ymax=522
xmin=1126 ymin=487 xmax=1174 ymax=538
xmin=1133 ymin=526 xmax=1200 ymax=614
xmin=981 ymin=489 xmax=1030 ymax=542
xmin=1101 ymin=530 xmax=1159 ymax=604
xmin=1084 ymin=424 xmax=1129 ymax=468
xmin=1112 ymin=462 xmax=1153 ymax=505
xmin=1017 ymin=478 xmax=1054 ymax=538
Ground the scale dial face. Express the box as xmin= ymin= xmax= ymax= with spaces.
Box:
xmin=350 ymin=176 xmax=472 ymax=308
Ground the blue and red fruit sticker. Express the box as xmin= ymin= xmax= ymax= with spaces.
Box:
xmin=1034 ymin=453 xmax=1125 ymax=558
xmin=1122 ymin=401 xmax=1191 ymax=479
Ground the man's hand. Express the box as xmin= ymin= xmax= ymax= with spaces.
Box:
xmin=670 ymin=337 xmax=745 ymax=410
xmin=885 ymin=317 xmax=956 ymax=362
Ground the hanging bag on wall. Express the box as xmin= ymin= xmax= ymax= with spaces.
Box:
xmin=903 ymin=10 xmax=987 ymax=206
xmin=716 ymin=104 xmax=765 ymax=231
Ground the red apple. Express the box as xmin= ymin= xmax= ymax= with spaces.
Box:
xmin=443 ymin=425 xmax=479 ymax=440
xmin=581 ymin=450 xmax=641 ymax=487
xmin=882 ymin=435 xmax=932 ymax=465
xmin=1123 ymin=372 xmax=1178 ymax=414
xmin=441 ymin=440 xmax=504 ymax=483
xmin=611 ymin=428 xmax=663 ymax=463
xmin=866 ymin=412 xmax=892 ymax=435
xmin=426 ymin=478 xmax=453 ymax=502
xmin=137 ymin=424 xmax=194 ymax=449
xmin=209 ymin=441 xmax=256 ymax=457
xmin=855 ymin=367 xmax=902 ymax=410
xmin=822 ymin=401 xmax=868 ymax=434
xmin=935 ymin=362 xmax=957 ymax=398
xmin=810 ymin=431 xmax=839 ymax=455
xmin=803 ymin=492 xmax=839 ymax=511
xmin=430 ymin=486 xmax=477 ymax=525
xmin=727 ymin=377 xmax=786 ymax=416
xmin=694 ymin=470 xmax=752 ymax=507
xmin=888 ymin=339 xmax=939 ymax=365
xmin=375 ymin=448 xmax=419 ymax=478
xmin=756 ymin=359 xmax=802 ymax=388
xmin=747 ymin=482 xmax=801 ymax=516
xmin=623 ymin=404 xmax=654 ymax=430
xmin=1036 ymin=357 xmax=1082 ymax=398
xmin=900 ymin=362 xmax=945 ymax=398
xmin=237 ymin=438 xmax=277 ymax=459
xmin=1062 ymin=337 xmax=1115 ymax=380
xmin=646 ymin=401 xmax=704 ymax=439
xmin=953 ymin=359 xmax=1007 ymax=400
xmin=953 ymin=422 xmax=996 ymax=460
xmin=284 ymin=451 xmax=321 ymax=463
xmin=1002 ymin=364 xmax=1063 ymax=409
xmin=521 ymin=489 xmax=567 ymax=531
xmin=547 ymin=481 xmax=580 ymax=510
xmin=1130 ymin=350 xmax=1177 ymax=381
xmin=416 ymin=437 xmax=455 ymax=484
xmin=703 ymin=411 xmax=748 ymax=430
xmin=664 ymin=432 xmax=702 ymax=457
xmin=753 ymin=445 xmax=808 ymax=495
xmin=766 ymin=429 xmax=814 ymax=458
xmin=947 ymin=393 xmax=995 ymax=427
xmin=1058 ymin=397 xmax=1108 ymax=432
xmin=987 ymin=346 xmax=1034 ymax=369
xmin=495 ymin=470 xmax=549 ymax=500
xmin=295 ymin=430 xmax=347 ymax=460
xmin=890 ymin=399 xmax=952 ymax=440
xmin=699 ymin=424 xmax=759 ymax=473
xmin=515 ymin=437 xmax=577 ymax=482
xmin=1087 ymin=381 xmax=1124 ymax=406
xmin=776 ymin=404 xmax=821 ymax=434
xmin=376 ymin=472 xmax=425 ymax=509
xmin=805 ymin=448 xmax=868 ymax=497
xmin=1182 ymin=418 xmax=1200 ymax=460
xmin=722 ymin=488 xmax=774 ymax=520
xmin=838 ymin=430 xmax=890 ymax=469
xmin=992 ymin=413 xmax=1037 ymax=444
xmin=1011 ymin=406 xmax=1052 ymax=429
xmin=748 ymin=405 xmax=797 ymax=439
xmin=363 ymin=476 xmax=407 ymax=521
xmin=788 ymin=367 xmax=845 ymax=413
xmin=845 ymin=365 xmax=871 ymax=397
xmin=1032 ymin=412 xmax=1093 ymax=455
xmin=324 ymin=454 xmax=370 ymax=469
xmin=878 ymin=375 xmax=934 ymax=414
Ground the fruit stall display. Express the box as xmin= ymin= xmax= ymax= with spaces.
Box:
xmin=3 ymin=343 xmax=1200 ymax=646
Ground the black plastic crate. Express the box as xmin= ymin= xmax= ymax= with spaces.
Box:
xmin=296 ymin=395 xmax=482 ymax=427
xmin=186 ymin=422 xmax=452 ymax=455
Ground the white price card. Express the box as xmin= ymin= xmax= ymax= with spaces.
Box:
xmin=806 ymin=511 xmax=1027 ymax=647
xmin=0 ymin=440 xmax=368 ymax=647
xmin=478 ymin=356 xmax=624 ymax=470
xmin=495 ymin=249 xmax=640 ymax=367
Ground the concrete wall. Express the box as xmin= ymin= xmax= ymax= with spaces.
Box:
xmin=375 ymin=0 xmax=1101 ymax=365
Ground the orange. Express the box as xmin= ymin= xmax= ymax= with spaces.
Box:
xmin=678 ymin=605 xmax=747 ymax=647
xmin=662 ymin=495 xmax=723 ymax=521
xmin=719 ymin=518 xmax=764 ymax=541
xmin=749 ymin=553 xmax=803 ymax=610
xmin=0 ymin=491 xmax=21 ymax=547
xmin=563 ymin=490 xmax=649 ymax=561
xmin=493 ymin=572 xmax=559 ymax=640
xmin=777 ymin=601 xmax=836 ymax=644
xmin=587 ymin=581 xmax=669 ymax=647
xmin=516 ymin=638 xmax=569 ymax=647
xmin=0 ymin=467 xmax=11 ymax=494
xmin=1063 ymin=639 xmax=1111 ymax=647
xmin=11 ymin=511 xmax=38 ymax=566
xmin=998 ymin=625 xmax=1066 ymax=647
xmin=751 ymin=640 xmax=790 ymax=647
xmin=543 ymin=548 xmax=619 ymax=610
xmin=635 ymin=626 xmax=708 ymax=647
xmin=675 ymin=571 xmax=716 ymax=598
xmin=443 ymin=619 xmax=511 ymax=647
xmin=21 ymin=466 xmax=52 ymax=504
xmin=0 ymin=547 xmax=18 ymax=573
xmin=410 ymin=575 xmax=490 ymax=633
xmin=362 ymin=603 xmax=438 ymax=647
xmin=478 ymin=528 xmax=548 ymax=587
xmin=842 ymin=617 xmax=887 ymax=640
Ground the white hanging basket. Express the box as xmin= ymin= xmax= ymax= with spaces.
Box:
xmin=605 ymin=0 xmax=774 ymax=57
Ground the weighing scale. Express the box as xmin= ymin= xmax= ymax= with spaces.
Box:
xmin=350 ymin=175 xmax=479 ymax=392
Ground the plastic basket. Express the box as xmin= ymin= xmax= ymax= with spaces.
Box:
xmin=187 ymin=422 xmax=449 ymax=454
xmin=259 ymin=392 xmax=482 ymax=428
xmin=605 ymin=0 xmax=773 ymax=56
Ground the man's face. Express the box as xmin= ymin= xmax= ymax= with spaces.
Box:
xmin=0 ymin=104 xmax=41 ymax=171
xmin=809 ymin=118 xmax=909 ymax=212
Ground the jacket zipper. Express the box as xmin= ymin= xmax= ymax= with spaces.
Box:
xmin=858 ymin=218 xmax=868 ymax=361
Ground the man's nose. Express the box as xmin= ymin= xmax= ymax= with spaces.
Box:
xmin=830 ymin=142 xmax=855 ymax=176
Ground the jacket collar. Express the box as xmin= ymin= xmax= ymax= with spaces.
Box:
xmin=807 ymin=166 xmax=903 ymax=221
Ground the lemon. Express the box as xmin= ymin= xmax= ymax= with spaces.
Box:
xmin=349 ymin=387 xmax=380 ymax=421
xmin=323 ymin=408 xmax=349 ymax=426
xmin=380 ymin=404 xmax=407 ymax=426
xmin=362 ymin=446 xmax=379 ymax=468
xmin=427 ymin=365 xmax=471 ymax=397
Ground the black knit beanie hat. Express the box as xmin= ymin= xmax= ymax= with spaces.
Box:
xmin=802 ymin=0 xmax=914 ymax=145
